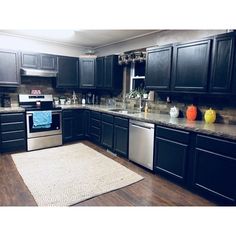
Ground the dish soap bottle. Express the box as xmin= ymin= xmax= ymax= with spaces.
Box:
xmin=82 ymin=96 xmax=86 ymax=106
xmin=144 ymin=102 xmax=148 ymax=113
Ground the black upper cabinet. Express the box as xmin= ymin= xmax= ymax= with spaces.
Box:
xmin=104 ymin=55 xmax=113 ymax=88
xmin=79 ymin=57 xmax=95 ymax=88
xmin=21 ymin=53 xmax=39 ymax=68
xmin=57 ymin=56 xmax=79 ymax=88
xmin=96 ymin=55 xmax=123 ymax=91
xmin=0 ymin=50 xmax=20 ymax=87
xmin=96 ymin=57 xmax=104 ymax=88
xmin=21 ymin=52 xmax=57 ymax=70
xmin=172 ymin=39 xmax=212 ymax=92
xmin=40 ymin=54 xmax=57 ymax=70
xmin=210 ymin=34 xmax=235 ymax=93
xmin=145 ymin=46 xmax=172 ymax=90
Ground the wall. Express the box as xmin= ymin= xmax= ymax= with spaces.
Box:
xmin=95 ymin=30 xmax=227 ymax=56
xmin=0 ymin=33 xmax=89 ymax=57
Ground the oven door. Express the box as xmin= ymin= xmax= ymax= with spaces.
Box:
xmin=26 ymin=110 xmax=62 ymax=138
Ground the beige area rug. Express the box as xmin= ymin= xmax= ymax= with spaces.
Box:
xmin=12 ymin=143 xmax=143 ymax=206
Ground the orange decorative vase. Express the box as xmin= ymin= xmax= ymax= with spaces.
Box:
xmin=186 ymin=105 xmax=197 ymax=121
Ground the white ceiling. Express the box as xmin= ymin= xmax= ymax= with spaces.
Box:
xmin=0 ymin=30 xmax=159 ymax=49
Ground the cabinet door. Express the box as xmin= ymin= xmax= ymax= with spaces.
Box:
xmin=84 ymin=110 xmax=90 ymax=139
xmin=96 ymin=57 xmax=104 ymax=88
xmin=57 ymin=56 xmax=79 ymax=88
xmin=210 ymin=35 xmax=235 ymax=93
xmin=21 ymin=53 xmax=39 ymax=68
xmin=172 ymin=39 xmax=211 ymax=92
xmin=193 ymin=148 xmax=236 ymax=204
xmin=104 ymin=55 xmax=113 ymax=88
xmin=74 ymin=110 xmax=84 ymax=139
xmin=62 ymin=116 xmax=74 ymax=142
xmin=79 ymin=58 xmax=95 ymax=88
xmin=154 ymin=137 xmax=188 ymax=183
xmin=145 ymin=46 xmax=172 ymax=90
xmin=101 ymin=121 xmax=113 ymax=150
xmin=114 ymin=125 xmax=128 ymax=157
xmin=40 ymin=54 xmax=57 ymax=70
xmin=0 ymin=113 xmax=26 ymax=153
xmin=0 ymin=50 xmax=20 ymax=86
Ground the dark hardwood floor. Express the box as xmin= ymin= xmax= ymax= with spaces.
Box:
xmin=0 ymin=141 xmax=216 ymax=206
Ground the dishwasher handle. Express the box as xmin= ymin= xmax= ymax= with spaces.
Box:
xmin=130 ymin=120 xmax=154 ymax=129
xmin=130 ymin=123 xmax=154 ymax=130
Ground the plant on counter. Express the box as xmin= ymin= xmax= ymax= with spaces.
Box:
xmin=127 ymin=89 xmax=148 ymax=99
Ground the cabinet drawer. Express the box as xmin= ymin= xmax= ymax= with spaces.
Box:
xmin=0 ymin=113 xmax=25 ymax=123
xmin=62 ymin=110 xmax=74 ymax=118
xmin=1 ymin=139 xmax=26 ymax=152
xmin=196 ymin=134 xmax=236 ymax=158
xmin=114 ymin=116 xmax=129 ymax=128
xmin=90 ymin=118 xmax=101 ymax=127
xmin=156 ymin=126 xmax=190 ymax=144
xmin=90 ymin=111 xmax=101 ymax=120
xmin=1 ymin=130 xmax=25 ymax=141
xmin=102 ymin=113 xmax=113 ymax=123
xmin=1 ymin=122 xmax=25 ymax=132
xmin=90 ymin=125 xmax=101 ymax=136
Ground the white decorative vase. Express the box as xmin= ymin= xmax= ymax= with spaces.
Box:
xmin=169 ymin=106 xmax=179 ymax=118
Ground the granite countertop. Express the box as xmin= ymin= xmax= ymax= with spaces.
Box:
xmin=0 ymin=107 xmax=25 ymax=113
xmin=2 ymin=104 xmax=235 ymax=141
xmin=60 ymin=104 xmax=236 ymax=141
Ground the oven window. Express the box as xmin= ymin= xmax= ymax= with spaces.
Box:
xmin=28 ymin=113 xmax=61 ymax=133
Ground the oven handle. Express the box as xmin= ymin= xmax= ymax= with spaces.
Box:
xmin=26 ymin=111 xmax=62 ymax=116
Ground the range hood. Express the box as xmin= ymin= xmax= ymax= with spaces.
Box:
xmin=20 ymin=68 xmax=58 ymax=77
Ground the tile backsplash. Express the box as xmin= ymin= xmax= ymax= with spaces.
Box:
xmin=1 ymin=77 xmax=236 ymax=125
xmin=110 ymin=92 xmax=236 ymax=125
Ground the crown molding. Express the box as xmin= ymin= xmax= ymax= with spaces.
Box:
xmin=0 ymin=31 xmax=92 ymax=50
xmin=92 ymin=30 xmax=164 ymax=50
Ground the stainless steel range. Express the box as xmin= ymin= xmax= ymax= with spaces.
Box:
xmin=19 ymin=94 xmax=62 ymax=151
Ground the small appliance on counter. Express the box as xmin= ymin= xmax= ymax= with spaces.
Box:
xmin=1 ymin=94 xmax=11 ymax=107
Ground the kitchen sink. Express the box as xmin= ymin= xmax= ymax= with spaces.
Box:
xmin=109 ymin=108 xmax=140 ymax=114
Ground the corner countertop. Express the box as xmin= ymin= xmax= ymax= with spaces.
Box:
xmin=60 ymin=104 xmax=236 ymax=141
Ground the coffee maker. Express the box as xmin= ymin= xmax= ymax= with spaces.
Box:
xmin=1 ymin=94 xmax=11 ymax=107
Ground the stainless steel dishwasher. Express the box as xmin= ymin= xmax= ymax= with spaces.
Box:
xmin=129 ymin=120 xmax=154 ymax=170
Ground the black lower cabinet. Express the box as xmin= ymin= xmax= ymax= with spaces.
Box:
xmin=154 ymin=126 xmax=190 ymax=184
xmin=0 ymin=113 xmax=26 ymax=153
xmin=74 ymin=110 xmax=85 ymax=139
xmin=62 ymin=109 xmax=84 ymax=143
xmin=101 ymin=114 xmax=114 ymax=150
xmin=113 ymin=117 xmax=129 ymax=158
xmin=90 ymin=111 xmax=101 ymax=144
xmin=84 ymin=109 xmax=90 ymax=139
xmin=191 ymin=134 xmax=236 ymax=205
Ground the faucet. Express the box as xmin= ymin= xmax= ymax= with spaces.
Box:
xmin=122 ymin=96 xmax=127 ymax=110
